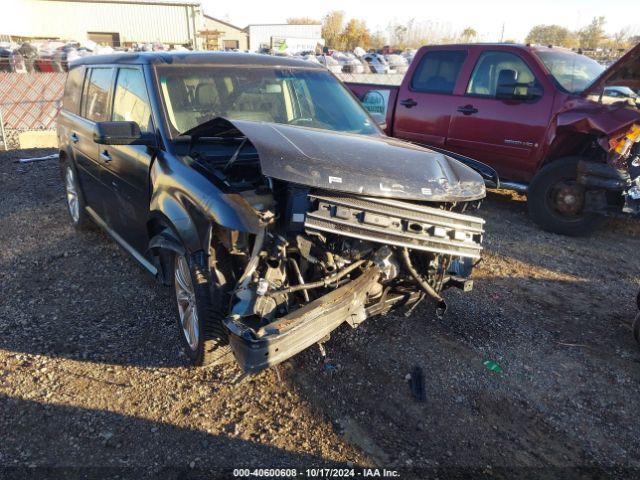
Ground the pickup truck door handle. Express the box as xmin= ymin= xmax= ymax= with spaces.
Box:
xmin=69 ymin=133 xmax=79 ymax=144
xmin=99 ymin=150 xmax=112 ymax=163
xmin=457 ymin=105 xmax=479 ymax=115
xmin=400 ymin=98 xmax=418 ymax=108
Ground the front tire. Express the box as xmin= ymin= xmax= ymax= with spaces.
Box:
xmin=527 ymin=157 xmax=604 ymax=236
xmin=171 ymin=252 xmax=232 ymax=366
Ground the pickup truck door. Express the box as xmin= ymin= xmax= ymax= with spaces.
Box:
xmin=99 ymin=66 xmax=155 ymax=255
xmin=446 ymin=48 xmax=555 ymax=182
xmin=392 ymin=49 xmax=468 ymax=146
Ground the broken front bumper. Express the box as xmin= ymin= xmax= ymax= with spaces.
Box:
xmin=223 ymin=266 xmax=381 ymax=373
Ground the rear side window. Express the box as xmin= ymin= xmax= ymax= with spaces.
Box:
xmin=82 ymin=67 xmax=114 ymax=122
xmin=467 ymin=51 xmax=538 ymax=97
xmin=62 ymin=67 xmax=84 ymax=114
xmin=112 ymin=68 xmax=153 ymax=132
xmin=410 ymin=50 xmax=467 ymax=94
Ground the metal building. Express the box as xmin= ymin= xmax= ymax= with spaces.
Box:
xmin=202 ymin=15 xmax=248 ymax=51
xmin=1 ymin=0 xmax=204 ymax=48
xmin=244 ymin=24 xmax=324 ymax=53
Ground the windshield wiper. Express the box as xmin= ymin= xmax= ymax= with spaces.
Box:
xmin=223 ymin=137 xmax=248 ymax=172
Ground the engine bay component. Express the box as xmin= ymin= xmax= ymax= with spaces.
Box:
xmin=220 ymin=186 xmax=485 ymax=372
xmin=304 ymin=192 xmax=484 ymax=259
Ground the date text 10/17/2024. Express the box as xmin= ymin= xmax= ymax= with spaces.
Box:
xmin=232 ymin=468 xmax=401 ymax=478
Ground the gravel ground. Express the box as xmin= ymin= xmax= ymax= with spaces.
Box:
xmin=1 ymin=148 xmax=640 ymax=479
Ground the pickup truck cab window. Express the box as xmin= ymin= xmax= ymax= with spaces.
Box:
xmin=466 ymin=51 xmax=539 ymax=98
xmin=156 ymin=65 xmax=378 ymax=137
xmin=83 ymin=67 xmax=115 ymax=122
xmin=112 ymin=67 xmax=152 ymax=132
xmin=410 ymin=50 xmax=467 ymax=94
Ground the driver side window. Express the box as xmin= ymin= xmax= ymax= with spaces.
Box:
xmin=112 ymin=68 xmax=153 ymax=132
xmin=467 ymin=51 xmax=537 ymax=97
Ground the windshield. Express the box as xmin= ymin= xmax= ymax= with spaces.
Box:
xmin=534 ymin=49 xmax=604 ymax=94
xmin=156 ymin=65 xmax=378 ymax=137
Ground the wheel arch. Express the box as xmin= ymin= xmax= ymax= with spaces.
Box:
xmin=541 ymin=131 xmax=606 ymax=170
xmin=147 ymin=194 xmax=210 ymax=255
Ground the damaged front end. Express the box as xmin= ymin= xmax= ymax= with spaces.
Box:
xmin=551 ymin=43 xmax=640 ymax=215
xmin=187 ymin=119 xmax=486 ymax=373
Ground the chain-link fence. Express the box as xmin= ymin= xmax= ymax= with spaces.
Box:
xmin=0 ymin=72 xmax=66 ymax=149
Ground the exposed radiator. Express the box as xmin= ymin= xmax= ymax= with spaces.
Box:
xmin=304 ymin=192 xmax=484 ymax=259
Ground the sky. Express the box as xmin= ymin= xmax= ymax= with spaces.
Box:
xmin=201 ymin=0 xmax=639 ymax=43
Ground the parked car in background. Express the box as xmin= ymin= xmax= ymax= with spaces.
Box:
xmin=297 ymin=53 xmax=321 ymax=65
xmin=56 ymin=52 xmax=488 ymax=372
xmin=603 ymin=86 xmax=640 ymax=107
xmin=347 ymin=43 xmax=640 ymax=235
xmin=333 ymin=52 xmax=365 ymax=74
xmin=0 ymin=44 xmax=26 ymax=72
xmin=362 ymin=53 xmax=390 ymax=74
xmin=316 ymin=54 xmax=343 ymax=74
xmin=17 ymin=42 xmax=38 ymax=72
xmin=404 ymin=49 xmax=418 ymax=65
xmin=385 ymin=54 xmax=409 ymax=74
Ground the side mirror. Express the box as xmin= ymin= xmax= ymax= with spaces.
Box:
xmin=496 ymin=68 xmax=542 ymax=101
xmin=495 ymin=69 xmax=518 ymax=99
xmin=93 ymin=121 xmax=154 ymax=146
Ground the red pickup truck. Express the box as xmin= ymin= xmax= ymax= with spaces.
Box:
xmin=347 ymin=43 xmax=640 ymax=235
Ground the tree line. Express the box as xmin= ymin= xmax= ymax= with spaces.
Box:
xmin=287 ymin=13 xmax=639 ymax=52
xmin=525 ymin=17 xmax=638 ymax=51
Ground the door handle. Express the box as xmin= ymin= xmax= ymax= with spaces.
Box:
xmin=400 ymin=98 xmax=418 ymax=108
xmin=100 ymin=150 xmax=111 ymax=162
xmin=457 ymin=105 xmax=479 ymax=115
xmin=69 ymin=133 xmax=79 ymax=144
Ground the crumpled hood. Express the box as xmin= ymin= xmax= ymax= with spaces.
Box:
xmin=228 ymin=120 xmax=486 ymax=202
xmin=557 ymin=97 xmax=640 ymax=135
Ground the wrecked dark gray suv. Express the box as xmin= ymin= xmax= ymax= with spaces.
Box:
xmin=57 ymin=52 xmax=490 ymax=372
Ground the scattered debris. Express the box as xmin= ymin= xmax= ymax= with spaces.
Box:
xmin=557 ymin=342 xmax=588 ymax=348
xmin=323 ymin=362 xmax=338 ymax=373
xmin=483 ymin=360 xmax=503 ymax=373
xmin=17 ymin=153 xmax=59 ymax=164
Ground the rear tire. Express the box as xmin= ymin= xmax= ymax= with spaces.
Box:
xmin=61 ymin=161 xmax=91 ymax=230
xmin=171 ymin=251 xmax=233 ymax=367
xmin=527 ymin=157 xmax=604 ymax=236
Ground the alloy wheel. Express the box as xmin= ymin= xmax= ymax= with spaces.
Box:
xmin=64 ymin=167 xmax=80 ymax=223
xmin=174 ymin=255 xmax=200 ymax=351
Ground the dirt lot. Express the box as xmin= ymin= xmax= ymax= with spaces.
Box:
xmin=1 ymin=148 xmax=640 ymax=479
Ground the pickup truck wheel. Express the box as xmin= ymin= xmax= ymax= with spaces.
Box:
xmin=171 ymin=252 xmax=233 ymax=367
xmin=527 ymin=157 xmax=603 ymax=236
xmin=62 ymin=163 xmax=91 ymax=229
